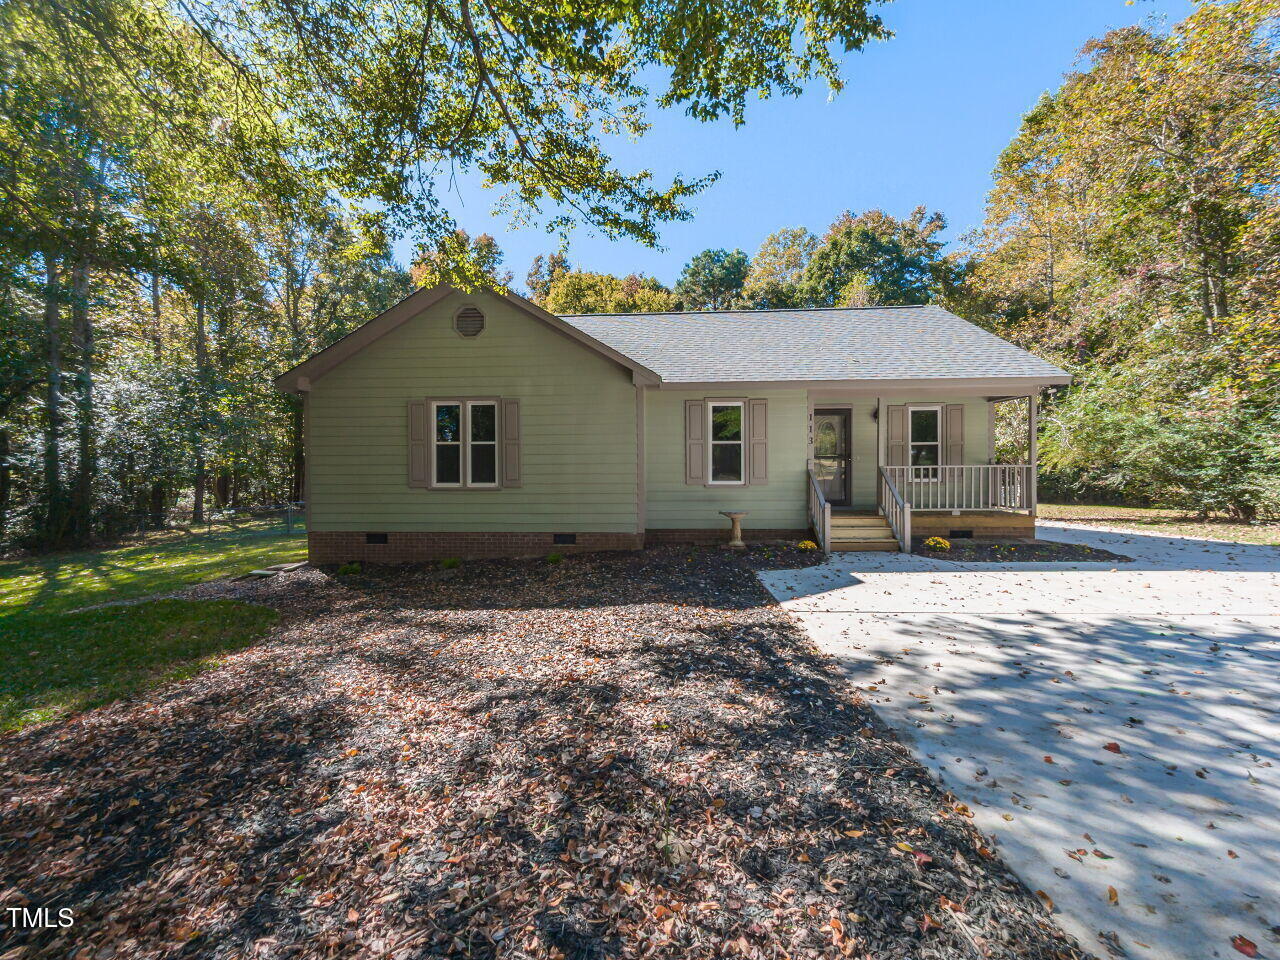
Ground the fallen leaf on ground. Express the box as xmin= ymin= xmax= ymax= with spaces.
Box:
xmin=1231 ymin=935 xmax=1258 ymax=957
xmin=0 ymin=548 xmax=1093 ymax=960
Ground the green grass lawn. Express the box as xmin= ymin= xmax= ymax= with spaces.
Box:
xmin=0 ymin=522 xmax=307 ymax=731
xmin=1039 ymin=503 xmax=1280 ymax=546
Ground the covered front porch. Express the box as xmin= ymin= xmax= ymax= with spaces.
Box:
xmin=804 ymin=392 xmax=1041 ymax=552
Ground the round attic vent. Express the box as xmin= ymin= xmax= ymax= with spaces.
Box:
xmin=455 ymin=306 xmax=485 ymax=337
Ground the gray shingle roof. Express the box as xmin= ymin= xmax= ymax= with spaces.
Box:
xmin=559 ymin=304 xmax=1069 ymax=384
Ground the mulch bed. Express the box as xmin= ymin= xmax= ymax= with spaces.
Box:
xmin=0 ymin=547 xmax=1087 ymax=959
xmin=913 ymin=539 xmax=1132 ymax=563
xmin=735 ymin=542 xmax=827 ymax=571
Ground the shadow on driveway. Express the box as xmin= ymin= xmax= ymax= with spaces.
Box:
xmin=760 ymin=523 xmax=1280 ymax=959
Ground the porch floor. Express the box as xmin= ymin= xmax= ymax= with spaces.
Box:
xmin=830 ymin=508 xmax=1032 ymax=517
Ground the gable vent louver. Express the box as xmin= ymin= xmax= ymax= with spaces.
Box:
xmin=455 ymin=306 xmax=485 ymax=337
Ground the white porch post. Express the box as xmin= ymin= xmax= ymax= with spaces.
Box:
xmin=1028 ymin=391 xmax=1039 ymax=517
xmin=875 ymin=396 xmax=885 ymax=513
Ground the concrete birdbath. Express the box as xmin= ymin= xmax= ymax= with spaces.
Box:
xmin=719 ymin=511 xmax=748 ymax=550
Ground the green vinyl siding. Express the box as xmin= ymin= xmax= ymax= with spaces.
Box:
xmin=644 ymin=389 xmax=809 ymax=530
xmin=307 ymin=291 xmax=639 ymax=532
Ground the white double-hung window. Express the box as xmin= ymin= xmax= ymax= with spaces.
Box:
xmin=708 ymin=401 xmax=745 ymax=484
xmin=908 ymin=405 xmax=941 ymax=480
xmin=466 ymin=401 xmax=498 ymax=486
xmin=432 ymin=400 xmax=498 ymax=488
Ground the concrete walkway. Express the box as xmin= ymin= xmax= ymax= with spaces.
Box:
xmin=758 ymin=524 xmax=1280 ymax=960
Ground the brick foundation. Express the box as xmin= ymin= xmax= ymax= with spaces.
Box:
xmin=643 ymin=528 xmax=811 ymax=547
xmin=309 ymin=531 xmax=643 ymax=564
xmin=309 ymin=527 xmax=814 ymax=563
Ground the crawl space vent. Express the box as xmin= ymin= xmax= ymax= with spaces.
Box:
xmin=455 ymin=306 xmax=485 ymax=337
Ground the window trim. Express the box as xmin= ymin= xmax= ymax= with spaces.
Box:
xmin=429 ymin=397 xmax=502 ymax=489
xmin=706 ymin=399 xmax=746 ymax=486
xmin=907 ymin=403 xmax=942 ymax=481
xmin=431 ymin=400 xmax=464 ymax=488
xmin=465 ymin=399 xmax=499 ymax=488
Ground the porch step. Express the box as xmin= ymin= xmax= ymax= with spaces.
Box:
xmin=830 ymin=516 xmax=893 ymax=528
xmin=831 ymin=538 xmax=901 ymax=552
xmin=832 ymin=525 xmax=894 ymax=539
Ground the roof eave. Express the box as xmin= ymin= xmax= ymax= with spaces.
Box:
xmin=651 ymin=374 xmax=1072 ymax=392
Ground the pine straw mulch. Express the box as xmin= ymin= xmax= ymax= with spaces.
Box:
xmin=0 ymin=546 xmax=1089 ymax=960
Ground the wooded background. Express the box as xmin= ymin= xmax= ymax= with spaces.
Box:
xmin=3 ymin=0 xmax=1276 ymax=550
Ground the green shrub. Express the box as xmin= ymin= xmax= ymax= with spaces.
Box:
xmin=546 ymin=552 xmax=564 ymax=564
xmin=439 ymin=557 xmax=461 ymax=570
xmin=335 ymin=561 xmax=361 ymax=575
xmin=923 ymin=536 xmax=951 ymax=552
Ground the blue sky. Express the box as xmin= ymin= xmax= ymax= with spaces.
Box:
xmin=395 ymin=0 xmax=1194 ymax=291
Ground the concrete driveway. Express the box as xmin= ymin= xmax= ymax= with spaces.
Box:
xmin=758 ymin=523 xmax=1280 ymax=960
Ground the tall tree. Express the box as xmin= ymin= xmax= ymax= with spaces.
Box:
xmin=675 ymin=249 xmax=749 ymax=309
xmin=802 ymin=207 xmax=954 ymax=307
xmin=965 ymin=1 xmax=1280 ymax=518
xmin=411 ymin=230 xmax=512 ymax=289
xmin=526 ymin=252 xmax=571 ymax=304
xmin=59 ymin=0 xmax=888 ymax=283
xmin=544 ymin=271 xmax=675 ymax=314
xmin=742 ymin=227 xmax=818 ymax=308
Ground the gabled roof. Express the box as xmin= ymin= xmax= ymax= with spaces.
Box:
xmin=560 ymin=304 xmax=1070 ymax=386
xmin=273 ymin=285 xmax=660 ymax=392
xmin=274 ymin=285 xmax=1070 ymax=392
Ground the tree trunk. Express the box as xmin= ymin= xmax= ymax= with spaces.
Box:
xmin=0 ymin=426 xmax=10 ymax=539
xmin=214 ymin=469 xmax=231 ymax=509
xmin=192 ymin=297 xmax=207 ymax=524
xmin=42 ymin=254 xmax=68 ymax=546
xmin=70 ymin=253 xmax=95 ymax=544
xmin=193 ymin=457 xmax=206 ymax=525
xmin=1210 ymin=252 xmax=1229 ymax=322
xmin=149 ymin=481 xmax=167 ymax=528
xmin=150 ymin=272 xmax=163 ymax=359
xmin=1199 ymin=255 xmax=1217 ymax=335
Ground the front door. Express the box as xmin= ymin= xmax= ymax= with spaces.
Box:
xmin=813 ymin=409 xmax=851 ymax=506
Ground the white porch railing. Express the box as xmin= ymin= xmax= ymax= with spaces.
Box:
xmin=806 ymin=460 xmax=832 ymax=552
xmin=881 ymin=465 xmax=1033 ymax=513
xmin=878 ymin=467 xmax=911 ymax=551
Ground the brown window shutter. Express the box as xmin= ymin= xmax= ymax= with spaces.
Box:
xmin=747 ymin=398 xmax=768 ymax=484
xmin=944 ymin=404 xmax=965 ymax=465
xmin=408 ymin=399 xmax=429 ymax=488
xmin=684 ymin=399 xmax=707 ymax=484
xmin=501 ymin=398 xmax=522 ymax=487
xmin=885 ymin=404 xmax=907 ymax=466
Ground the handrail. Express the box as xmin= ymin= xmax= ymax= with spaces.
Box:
xmin=806 ymin=460 xmax=832 ymax=553
xmin=878 ymin=466 xmax=911 ymax=551
xmin=881 ymin=464 xmax=1033 ymax=513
